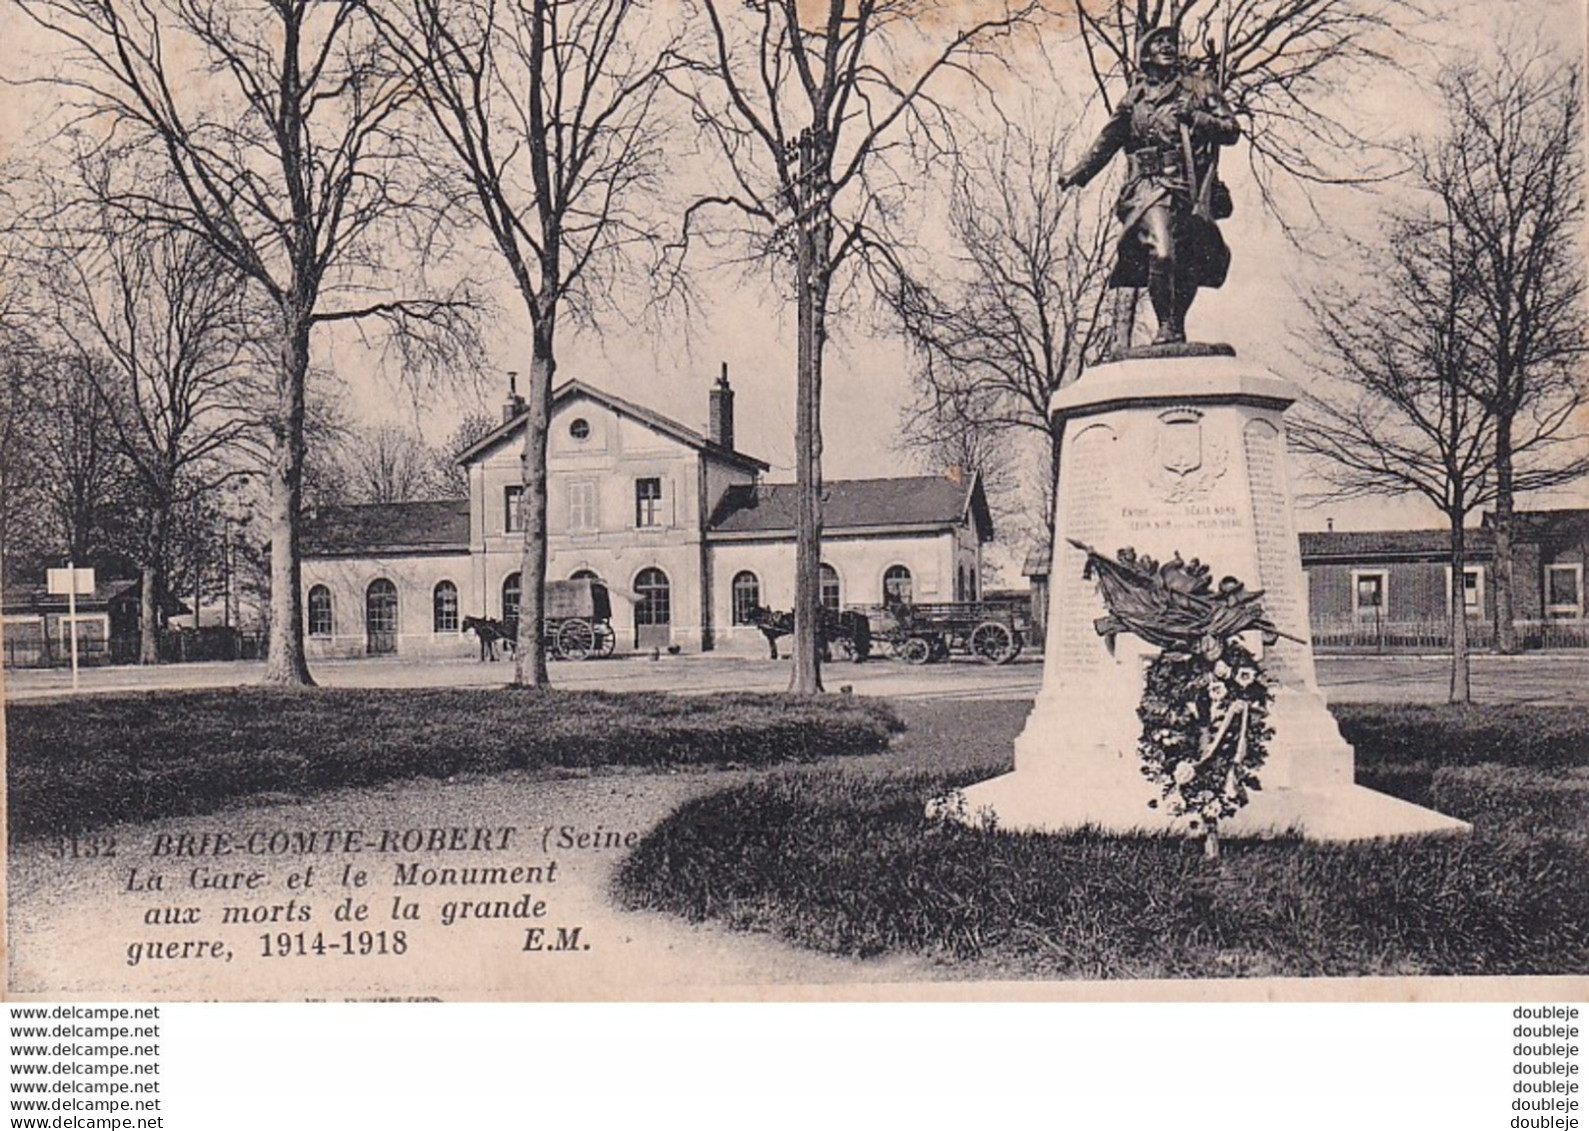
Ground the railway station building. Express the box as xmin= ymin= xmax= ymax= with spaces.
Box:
xmin=298 ymin=373 xmax=993 ymax=659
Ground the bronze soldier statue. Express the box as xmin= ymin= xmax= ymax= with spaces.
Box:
xmin=1059 ymin=26 xmax=1239 ymax=347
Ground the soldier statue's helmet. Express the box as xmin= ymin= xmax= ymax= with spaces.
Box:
xmin=1136 ymin=26 xmax=1181 ymax=65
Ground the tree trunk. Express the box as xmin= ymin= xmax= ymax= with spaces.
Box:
xmin=513 ymin=322 xmax=554 ymax=690
xmin=139 ymin=560 xmax=159 ymax=665
xmin=1448 ymin=512 xmax=1471 ymax=704
xmin=789 ymin=216 xmax=825 ymax=695
xmin=262 ymin=303 xmax=314 ymax=685
xmin=1493 ymin=420 xmax=1517 ymax=654
xmin=138 ymin=504 xmax=164 ymax=665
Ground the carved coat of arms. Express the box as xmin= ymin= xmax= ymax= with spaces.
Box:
xmin=1148 ymin=408 xmax=1227 ymax=501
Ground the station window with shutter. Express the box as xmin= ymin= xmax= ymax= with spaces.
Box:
xmin=1352 ymin=570 xmax=1387 ymax=617
xmin=883 ymin=565 xmax=913 ymax=606
xmin=308 ymin=585 xmax=333 ymax=636
xmin=569 ymin=480 xmax=598 ymax=531
xmin=635 ymin=478 xmax=663 ymax=527
xmin=1546 ymin=563 xmax=1583 ymax=618
xmin=819 ymin=563 xmax=841 ymax=610
xmin=732 ymin=571 xmax=760 ymax=624
xmin=505 ymin=485 xmax=524 ymax=533
xmin=433 ymin=581 xmax=459 ymax=632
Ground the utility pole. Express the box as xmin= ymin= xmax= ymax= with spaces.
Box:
xmin=786 ymin=126 xmax=827 ymax=693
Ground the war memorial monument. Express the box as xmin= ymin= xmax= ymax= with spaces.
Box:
xmin=951 ymin=27 xmax=1468 ymax=844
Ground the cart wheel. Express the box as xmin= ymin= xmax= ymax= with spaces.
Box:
xmin=970 ymin=621 xmax=1018 ymax=665
xmin=594 ymin=623 xmax=616 ymax=657
xmin=902 ymin=637 xmax=933 ymax=665
xmin=558 ymin=619 xmax=596 ymax=661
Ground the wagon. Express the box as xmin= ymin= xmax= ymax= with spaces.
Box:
xmin=871 ymin=598 xmax=1030 ymax=665
xmin=544 ymin=578 xmax=617 ymax=660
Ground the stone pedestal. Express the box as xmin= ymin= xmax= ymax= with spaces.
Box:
xmin=957 ymin=350 xmax=1469 ymax=841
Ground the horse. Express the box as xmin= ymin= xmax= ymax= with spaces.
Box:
xmin=745 ymin=606 xmax=795 ymax=659
xmin=745 ymin=605 xmax=870 ymax=662
xmin=462 ymin=615 xmax=514 ymax=662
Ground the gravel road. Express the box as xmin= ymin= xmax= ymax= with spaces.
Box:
xmin=8 ymin=702 xmax=1030 ymax=1001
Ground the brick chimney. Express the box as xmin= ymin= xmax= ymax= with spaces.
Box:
xmin=502 ymin=371 xmax=526 ymax=424
xmin=708 ymin=363 xmax=735 ymax=450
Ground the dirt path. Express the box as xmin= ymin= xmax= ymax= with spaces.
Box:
xmin=7 ymin=764 xmax=956 ymax=1001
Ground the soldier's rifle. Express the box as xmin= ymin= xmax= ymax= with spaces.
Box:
xmin=1188 ymin=0 xmax=1232 ymax=222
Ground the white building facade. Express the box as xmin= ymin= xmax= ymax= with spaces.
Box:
xmin=300 ymin=376 xmax=992 ymax=659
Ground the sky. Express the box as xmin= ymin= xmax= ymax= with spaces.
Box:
xmin=3 ymin=0 xmax=1585 ymax=564
xmin=333 ymin=0 xmax=1585 ymax=540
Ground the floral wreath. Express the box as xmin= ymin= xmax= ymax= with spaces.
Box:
xmin=1138 ymin=636 xmax=1272 ymax=828
xmin=1071 ymin=540 xmax=1287 ymax=835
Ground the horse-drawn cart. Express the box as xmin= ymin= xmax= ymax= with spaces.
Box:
xmin=464 ymin=578 xmax=617 ymax=661
xmin=872 ymin=599 xmax=1030 ymax=665
xmin=544 ymin=578 xmax=616 ymax=660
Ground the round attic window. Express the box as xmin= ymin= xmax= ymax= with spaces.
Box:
xmin=569 ymin=417 xmax=590 ymax=440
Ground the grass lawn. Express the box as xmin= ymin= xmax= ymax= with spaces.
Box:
xmin=5 ymin=687 xmax=902 ymax=841
xmin=614 ymin=701 xmax=1589 ymax=979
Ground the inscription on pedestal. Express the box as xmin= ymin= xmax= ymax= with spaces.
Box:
xmin=1053 ymin=423 xmax=1115 ymax=674
xmin=1244 ymin=417 xmax=1309 ymax=682
xmin=1121 ymin=502 xmax=1245 ymax=536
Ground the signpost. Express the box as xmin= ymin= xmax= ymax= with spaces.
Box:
xmin=46 ymin=564 xmax=96 ymax=691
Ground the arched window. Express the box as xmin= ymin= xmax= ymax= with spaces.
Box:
xmin=635 ymin=568 xmax=671 ymax=626
xmin=957 ymin=564 xmax=968 ymax=601
xmin=731 ymin=571 xmax=761 ymax=624
xmin=968 ymin=565 xmax=978 ymax=601
xmin=307 ymin=585 xmax=333 ymax=636
xmin=366 ymin=579 xmax=398 ymax=654
xmin=570 ymin=568 xmax=600 ymax=581
xmin=819 ymin=563 xmax=841 ymax=611
xmin=883 ymin=565 xmax=913 ymax=606
xmin=433 ymin=581 xmax=459 ymax=633
xmin=502 ymin=572 xmax=522 ymax=635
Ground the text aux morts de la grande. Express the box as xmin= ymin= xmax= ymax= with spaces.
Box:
xmin=123 ymin=824 xmax=634 ymax=964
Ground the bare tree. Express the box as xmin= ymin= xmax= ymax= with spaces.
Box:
xmin=1290 ymin=216 xmax=1491 ymax=702
xmin=0 ymin=336 xmax=61 ymax=581
xmin=887 ymin=110 xmax=1116 ymax=563
xmin=0 ymin=210 xmax=60 ymax=581
xmin=1290 ymin=109 xmax=1586 ymax=702
xmin=897 ymin=380 xmax=1017 ymax=503
xmin=1419 ymin=42 xmax=1588 ymax=652
xmin=37 ymin=191 xmax=264 ymax=663
xmin=370 ymin=0 xmax=678 ymax=688
xmin=22 ymin=347 xmax=135 ymax=568
xmin=432 ymin=411 xmax=498 ymax=498
xmin=672 ymin=0 xmax=1035 ymax=692
xmin=12 ymin=0 xmax=474 ymax=684
xmin=339 ymin=423 xmax=446 ymax=504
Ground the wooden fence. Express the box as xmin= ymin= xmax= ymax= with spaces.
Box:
xmin=1311 ymin=617 xmax=1589 ymax=653
xmin=5 ymin=627 xmax=266 ymax=668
